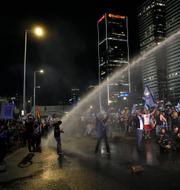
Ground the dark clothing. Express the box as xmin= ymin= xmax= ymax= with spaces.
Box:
xmin=95 ymin=134 xmax=110 ymax=154
xmin=172 ymin=118 xmax=180 ymax=128
xmin=95 ymin=117 xmax=107 ymax=138
xmin=25 ymin=121 xmax=34 ymax=136
xmin=54 ymin=122 xmax=63 ymax=154
xmin=54 ymin=124 xmax=61 ymax=138
xmin=95 ymin=115 xmax=110 ymax=154
xmin=156 ymin=115 xmax=164 ymax=125
xmin=0 ymin=127 xmax=7 ymax=162
xmin=136 ymin=129 xmax=143 ymax=151
xmin=157 ymin=133 xmax=172 ymax=152
xmin=133 ymin=115 xmax=143 ymax=151
xmin=133 ymin=116 xmax=140 ymax=129
xmin=34 ymin=123 xmax=41 ymax=151
xmin=25 ymin=121 xmax=35 ymax=152
xmin=171 ymin=132 xmax=180 ymax=149
xmin=55 ymin=137 xmax=62 ymax=154
xmin=27 ymin=135 xmax=35 ymax=152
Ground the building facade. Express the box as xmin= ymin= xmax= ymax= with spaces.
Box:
xmin=138 ymin=0 xmax=166 ymax=100
xmin=97 ymin=13 xmax=130 ymax=109
xmin=165 ymin=0 xmax=180 ymax=102
xmin=69 ymin=88 xmax=80 ymax=106
xmin=138 ymin=0 xmax=180 ymax=103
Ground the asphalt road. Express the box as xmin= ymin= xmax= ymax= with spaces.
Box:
xmin=1 ymin=135 xmax=180 ymax=190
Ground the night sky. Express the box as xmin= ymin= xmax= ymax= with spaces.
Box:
xmin=0 ymin=0 xmax=144 ymax=105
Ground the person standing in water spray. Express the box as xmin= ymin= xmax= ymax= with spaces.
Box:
xmin=54 ymin=120 xmax=64 ymax=155
xmin=94 ymin=111 xmax=110 ymax=155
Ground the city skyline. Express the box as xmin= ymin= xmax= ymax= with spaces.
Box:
xmin=0 ymin=0 xmax=151 ymax=105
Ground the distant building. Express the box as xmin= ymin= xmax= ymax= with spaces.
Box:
xmin=0 ymin=97 xmax=8 ymax=105
xmin=97 ymin=13 xmax=130 ymax=108
xmin=70 ymin=88 xmax=80 ymax=105
xmin=165 ymin=0 xmax=180 ymax=102
xmin=138 ymin=0 xmax=180 ymax=103
xmin=138 ymin=0 xmax=166 ymax=100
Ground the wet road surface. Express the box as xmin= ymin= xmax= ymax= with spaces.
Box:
xmin=1 ymin=136 xmax=180 ymax=190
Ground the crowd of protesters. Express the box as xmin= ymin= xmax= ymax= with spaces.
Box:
xmin=78 ymin=103 xmax=180 ymax=154
xmin=0 ymin=115 xmax=53 ymax=165
xmin=1 ymin=103 xmax=180 ymax=162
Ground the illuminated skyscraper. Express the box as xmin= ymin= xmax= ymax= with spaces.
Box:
xmin=165 ymin=0 xmax=180 ymax=102
xmin=138 ymin=0 xmax=166 ymax=100
xmin=138 ymin=0 xmax=180 ymax=102
xmin=97 ymin=13 xmax=130 ymax=108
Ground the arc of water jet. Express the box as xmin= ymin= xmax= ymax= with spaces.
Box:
xmin=62 ymin=30 xmax=180 ymax=124
xmin=44 ymin=30 xmax=180 ymax=146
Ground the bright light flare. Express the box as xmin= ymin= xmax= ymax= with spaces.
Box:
xmin=39 ymin=69 xmax=44 ymax=73
xmin=34 ymin=27 xmax=44 ymax=37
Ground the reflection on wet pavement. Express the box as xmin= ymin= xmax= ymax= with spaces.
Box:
xmin=1 ymin=137 xmax=180 ymax=190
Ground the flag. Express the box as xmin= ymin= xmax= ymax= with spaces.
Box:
xmin=131 ymin=104 xmax=137 ymax=114
xmin=35 ymin=106 xmax=41 ymax=120
xmin=143 ymin=85 xmax=157 ymax=108
xmin=0 ymin=103 xmax=14 ymax=120
xmin=144 ymin=104 xmax=149 ymax=110
xmin=175 ymin=102 xmax=180 ymax=112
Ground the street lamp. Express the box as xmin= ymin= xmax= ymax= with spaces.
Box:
xmin=34 ymin=27 xmax=44 ymax=37
xmin=33 ymin=69 xmax=44 ymax=117
xmin=23 ymin=26 xmax=45 ymax=115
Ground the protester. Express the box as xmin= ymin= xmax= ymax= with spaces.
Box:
xmin=25 ymin=116 xmax=35 ymax=152
xmin=33 ymin=120 xmax=42 ymax=152
xmin=171 ymin=126 xmax=180 ymax=150
xmin=122 ymin=107 xmax=130 ymax=133
xmin=54 ymin=120 xmax=64 ymax=155
xmin=133 ymin=110 xmax=144 ymax=151
xmin=171 ymin=110 xmax=180 ymax=129
xmin=0 ymin=122 xmax=7 ymax=163
xmin=155 ymin=110 xmax=167 ymax=136
xmin=157 ymin=128 xmax=173 ymax=153
xmin=141 ymin=108 xmax=156 ymax=139
xmin=94 ymin=112 xmax=110 ymax=155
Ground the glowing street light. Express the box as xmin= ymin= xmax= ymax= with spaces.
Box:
xmin=23 ymin=26 xmax=45 ymax=115
xmin=123 ymin=97 xmax=127 ymax=100
xmin=33 ymin=26 xmax=44 ymax=37
xmin=39 ymin=69 xmax=44 ymax=74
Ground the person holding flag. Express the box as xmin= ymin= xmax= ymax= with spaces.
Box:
xmin=142 ymin=85 xmax=157 ymax=139
xmin=141 ymin=108 xmax=156 ymax=139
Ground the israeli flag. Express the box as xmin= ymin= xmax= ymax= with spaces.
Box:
xmin=131 ymin=104 xmax=137 ymax=114
xmin=143 ymin=85 xmax=157 ymax=108
xmin=175 ymin=102 xmax=180 ymax=112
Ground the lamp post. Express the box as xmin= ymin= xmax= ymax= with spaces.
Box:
xmin=23 ymin=30 xmax=28 ymax=115
xmin=22 ymin=26 xmax=45 ymax=115
xmin=33 ymin=69 xmax=44 ymax=117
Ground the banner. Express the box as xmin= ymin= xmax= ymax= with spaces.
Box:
xmin=131 ymin=104 xmax=137 ymax=114
xmin=175 ymin=102 xmax=180 ymax=112
xmin=143 ymin=85 xmax=157 ymax=108
xmin=0 ymin=103 xmax=15 ymax=120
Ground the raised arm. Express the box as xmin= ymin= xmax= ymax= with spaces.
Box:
xmin=151 ymin=108 xmax=157 ymax=116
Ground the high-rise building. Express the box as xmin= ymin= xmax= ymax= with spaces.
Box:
xmin=138 ymin=0 xmax=166 ymax=100
xmin=70 ymin=88 xmax=80 ymax=106
xmin=97 ymin=13 xmax=130 ymax=108
xmin=138 ymin=0 xmax=180 ymax=103
xmin=165 ymin=0 xmax=180 ymax=102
